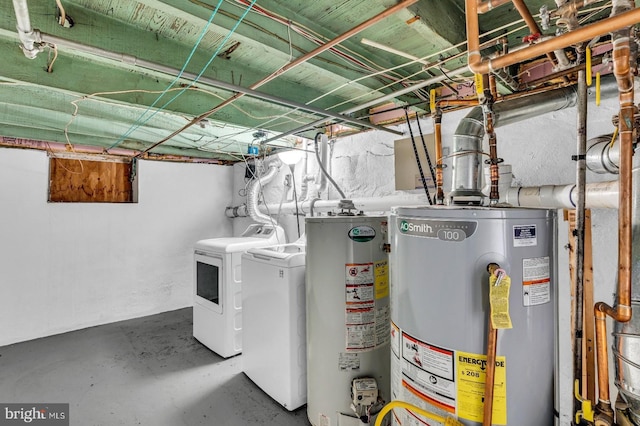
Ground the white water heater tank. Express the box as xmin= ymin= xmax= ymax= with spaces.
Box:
xmin=306 ymin=215 xmax=390 ymax=426
xmin=389 ymin=206 xmax=557 ymax=426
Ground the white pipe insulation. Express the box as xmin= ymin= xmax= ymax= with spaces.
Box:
xmin=504 ymin=181 xmax=619 ymax=209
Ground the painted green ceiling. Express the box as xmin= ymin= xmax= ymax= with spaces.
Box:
xmin=0 ymin=0 xmax=618 ymax=162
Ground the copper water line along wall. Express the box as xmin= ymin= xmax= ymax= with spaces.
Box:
xmin=593 ymin=1 xmax=634 ymax=417
xmin=139 ymin=0 xmax=419 ymax=156
xmin=465 ymin=0 xmax=640 ymax=74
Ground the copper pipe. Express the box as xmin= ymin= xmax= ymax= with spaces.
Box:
xmin=484 ymin=322 xmax=498 ymax=425
xmin=477 ymin=0 xmax=511 ymax=14
xmin=486 ymin=75 xmax=500 ymax=204
xmin=484 ymin=263 xmax=500 ymax=426
xmin=140 ymin=0 xmax=419 ymax=155
xmin=467 ymin=0 xmax=481 ymax=70
xmin=465 ymin=2 xmax=640 ymax=74
xmin=613 ymin=38 xmax=634 ymax=92
xmin=593 ymin=18 xmax=634 ymax=413
xmin=435 ymin=99 xmax=480 ymax=108
xmin=594 ymin=309 xmax=612 ymax=403
xmin=433 ymin=109 xmax=445 ymax=204
xmin=511 ymin=0 xmax=558 ymax=68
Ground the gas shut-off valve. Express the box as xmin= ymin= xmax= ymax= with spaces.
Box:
xmin=351 ymin=378 xmax=385 ymax=424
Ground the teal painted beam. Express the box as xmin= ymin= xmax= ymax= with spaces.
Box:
xmin=0 ymin=0 xmax=392 ymax=113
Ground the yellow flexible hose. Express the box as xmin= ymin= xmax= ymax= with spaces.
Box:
xmin=374 ymin=400 xmax=464 ymax=426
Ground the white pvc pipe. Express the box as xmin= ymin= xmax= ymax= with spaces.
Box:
xmin=505 ymin=181 xmax=619 ymax=209
xmin=226 ymin=194 xmax=430 ymax=217
xmin=225 ymin=180 xmax=619 ymax=219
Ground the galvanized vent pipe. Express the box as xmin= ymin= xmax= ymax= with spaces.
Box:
xmin=450 ymin=76 xmax=621 ymax=203
xmin=450 ymin=86 xmax=579 ymax=202
xmin=12 ymin=0 xmax=41 ymax=59
xmin=587 ymin=134 xmax=621 ymax=174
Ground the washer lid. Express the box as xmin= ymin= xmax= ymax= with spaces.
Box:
xmin=195 ymin=237 xmax=278 ymax=253
xmin=245 ymin=243 xmax=306 ymax=266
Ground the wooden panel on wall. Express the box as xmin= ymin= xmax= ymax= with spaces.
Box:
xmin=49 ymin=155 xmax=135 ymax=203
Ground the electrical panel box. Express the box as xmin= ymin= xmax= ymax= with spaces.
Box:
xmin=394 ymin=134 xmax=439 ymax=192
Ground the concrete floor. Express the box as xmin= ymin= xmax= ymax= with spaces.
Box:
xmin=0 ymin=308 xmax=311 ymax=426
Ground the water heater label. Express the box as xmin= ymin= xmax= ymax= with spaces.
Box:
xmin=513 ymin=224 xmax=537 ymax=247
xmin=397 ymin=218 xmax=477 ymax=240
xmin=400 ymin=332 xmax=456 ymax=414
xmin=345 ymin=263 xmax=389 ymax=352
xmin=390 ymin=322 xmax=400 ymax=359
xmin=338 ymin=352 xmax=360 ymax=371
xmin=522 ymin=256 xmax=551 ymax=306
xmin=348 ymin=225 xmax=376 ymax=242
xmin=456 ymin=351 xmax=507 ymax=424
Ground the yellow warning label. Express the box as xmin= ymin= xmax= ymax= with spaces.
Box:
xmin=374 ymin=260 xmax=389 ymax=299
xmin=490 ymin=273 xmax=513 ymax=329
xmin=474 ymin=73 xmax=484 ymax=96
xmin=456 ymin=351 xmax=507 ymax=425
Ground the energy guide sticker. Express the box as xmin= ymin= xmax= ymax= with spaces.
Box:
xmin=522 ymin=256 xmax=551 ymax=306
xmin=513 ymin=224 xmax=537 ymax=247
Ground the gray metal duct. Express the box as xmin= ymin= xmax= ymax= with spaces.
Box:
xmin=449 ymin=77 xmax=620 ymax=203
xmin=449 ymin=86 xmax=578 ymax=202
xmin=586 ymin=134 xmax=620 ymax=174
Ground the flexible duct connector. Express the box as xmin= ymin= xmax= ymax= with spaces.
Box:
xmin=586 ymin=134 xmax=620 ymax=174
xmin=246 ymin=160 xmax=280 ymax=224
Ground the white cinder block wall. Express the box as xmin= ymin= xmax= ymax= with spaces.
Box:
xmin=0 ymin=149 xmax=234 ymax=346
xmin=232 ymin=94 xmax=621 ymax=425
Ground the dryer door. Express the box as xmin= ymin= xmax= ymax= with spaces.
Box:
xmin=194 ymin=252 xmax=223 ymax=314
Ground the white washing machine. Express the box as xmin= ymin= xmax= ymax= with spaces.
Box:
xmin=241 ymin=241 xmax=306 ymax=410
xmin=193 ymin=224 xmax=285 ymax=358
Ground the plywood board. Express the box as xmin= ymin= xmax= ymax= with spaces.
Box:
xmin=49 ymin=157 xmax=134 ymax=203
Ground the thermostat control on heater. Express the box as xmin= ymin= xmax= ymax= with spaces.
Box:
xmin=351 ymin=377 xmax=379 ymax=421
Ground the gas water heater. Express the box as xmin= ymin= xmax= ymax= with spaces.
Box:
xmin=389 ymin=206 xmax=557 ymax=426
xmin=306 ymin=215 xmax=390 ymax=426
